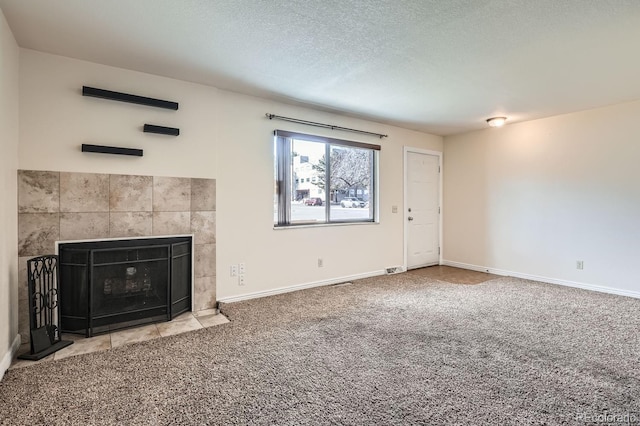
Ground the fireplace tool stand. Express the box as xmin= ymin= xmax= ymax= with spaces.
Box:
xmin=18 ymin=255 xmax=73 ymax=360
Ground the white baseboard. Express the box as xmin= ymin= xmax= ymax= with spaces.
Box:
xmin=217 ymin=270 xmax=386 ymax=304
xmin=1 ymin=334 xmax=22 ymax=381
xmin=442 ymin=259 xmax=640 ymax=299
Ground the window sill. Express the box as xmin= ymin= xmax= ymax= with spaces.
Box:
xmin=273 ymin=221 xmax=379 ymax=230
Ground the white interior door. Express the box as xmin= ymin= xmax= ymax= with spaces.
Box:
xmin=406 ymin=150 xmax=440 ymax=269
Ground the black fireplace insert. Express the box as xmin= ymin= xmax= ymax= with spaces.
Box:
xmin=59 ymin=236 xmax=192 ymax=336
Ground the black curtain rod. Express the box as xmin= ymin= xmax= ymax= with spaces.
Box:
xmin=265 ymin=113 xmax=387 ymax=139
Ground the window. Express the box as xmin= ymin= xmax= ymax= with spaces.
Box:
xmin=274 ymin=130 xmax=379 ymax=226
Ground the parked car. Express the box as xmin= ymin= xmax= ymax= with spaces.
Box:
xmin=304 ymin=197 xmax=323 ymax=206
xmin=340 ymin=197 xmax=366 ymax=208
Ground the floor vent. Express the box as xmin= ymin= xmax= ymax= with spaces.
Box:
xmin=332 ymin=281 xmax=353 ymax=287
xmin=386 ymin=266 xmax=404 ymax=274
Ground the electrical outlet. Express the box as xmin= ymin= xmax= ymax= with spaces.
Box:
xmin=230 ymin=265 xmax=238 ymax=277
xmin=317 ymin=258 xmax=323 ymax=267
xmin=238 ymin=263 xmax=246 ymax=274
xmin=238 ymin=275 xmax=245 ymax=286
xmin=392 ymin=205 xmax=398 ymax=213
xmin=576 ymin=260 xmax=584 ymax=270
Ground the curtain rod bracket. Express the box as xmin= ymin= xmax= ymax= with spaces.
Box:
xmin=265 ymin=113 xmax=387 ymax=139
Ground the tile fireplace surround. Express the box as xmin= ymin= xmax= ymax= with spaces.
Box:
xmin=17 ymin=170 xmax=216 ymax=342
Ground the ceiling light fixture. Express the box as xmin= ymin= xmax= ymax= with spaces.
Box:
xmin=486 ymin=117 xmax=507 ymax=127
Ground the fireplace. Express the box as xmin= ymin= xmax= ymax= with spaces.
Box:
xmin=58 ymin=236 xmax=192 ymax=337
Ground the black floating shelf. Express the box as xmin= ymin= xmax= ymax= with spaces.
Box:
xmin=82 ymin=86 xmax=179 ymax=110
xmin=82 ymin=144 xmax=143 ymax=157
xmin=144 ymin=124 xmax=180 ymax=136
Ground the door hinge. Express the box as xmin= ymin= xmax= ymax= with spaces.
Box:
xmin=438 ymin=247 xmax=441 ymax=255
xmin=438 ymin=207 xmax=440 ymax=214
xmin=438 ymin=166 xmax=441 ymax=173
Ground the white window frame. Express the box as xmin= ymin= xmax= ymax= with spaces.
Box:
xmin=274 ymin=130 xmax=380 ymax=227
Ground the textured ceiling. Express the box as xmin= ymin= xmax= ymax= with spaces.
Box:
xmin=1 ymin=0 xmax=640 ymax=135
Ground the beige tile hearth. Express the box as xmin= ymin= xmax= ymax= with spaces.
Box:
xmin=10 ymin=312 xmax=229 ymax=369
xmin=156 ymin=312 xmax=203 ymax=337
xmin=196 ymin=313 xmax=229 ymax=328
xmin=54 ymin=334 xmax=112 ymax=360
xmin=110 ymin=324 xmax=160 ymax=348
xmin=10 ymin=344 xmax=56 ymax=370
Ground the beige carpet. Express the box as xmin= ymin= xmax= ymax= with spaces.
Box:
xmin=1 ymin=273 xmax=639 ymax=425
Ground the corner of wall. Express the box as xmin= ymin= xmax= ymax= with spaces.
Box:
xmin=1 ymin=6 xmax=21 ymax=378
xmin=0 ymin=334 xmax=21 ymax=380
xmin=441 ymin=101 xmax=640 ymax=296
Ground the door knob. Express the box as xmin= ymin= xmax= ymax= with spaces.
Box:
xmin=408 ymin=216 xmax=414 ymax=221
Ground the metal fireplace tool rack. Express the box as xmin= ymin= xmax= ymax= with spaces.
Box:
xmin=18 ymin=255 xmax=73 ymax=360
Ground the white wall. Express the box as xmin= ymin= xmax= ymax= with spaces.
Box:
xmin=0 ymin=8 xmax=20 ymax=376
xmin=18 ymin=49 xmax=443 ymax=302
xmin=215 ymin=90 xmax=442 ymax=299
xmin=19 ymin=49 xmax=220 ymax=177
xmin=443 ymin=101 xmax=640 ymax=297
